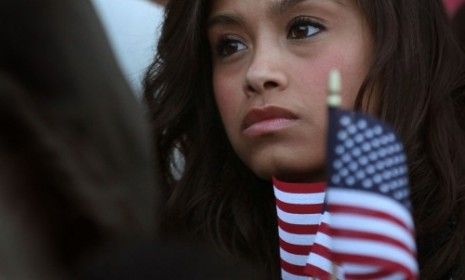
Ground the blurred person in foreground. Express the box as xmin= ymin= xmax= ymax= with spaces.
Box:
xmin=0 ymin=0 xmax=257 ymax=279
xmin=0 ymin=0 xmax=158 ymax=278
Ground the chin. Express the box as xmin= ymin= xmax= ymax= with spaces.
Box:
xmin=247 ymin=151 xmax=326 ymax=183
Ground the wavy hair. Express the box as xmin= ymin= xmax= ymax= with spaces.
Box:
xmin=144 ymin=0 xmax=465 ymax=278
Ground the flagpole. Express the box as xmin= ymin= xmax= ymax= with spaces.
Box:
xmin=327 ymin=69 xmax=342 ymax=108
xmin=318 ymin=69 xmax=418 ymax=279
xmin=328 ymin=69 xmax=341 ymax=280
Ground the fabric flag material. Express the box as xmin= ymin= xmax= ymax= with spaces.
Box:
xmin=306 ymin=107 xmax=418 ymax=279
xmin=272 ymin=179 xmax=326 ymax=279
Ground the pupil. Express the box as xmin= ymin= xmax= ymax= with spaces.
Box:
xmin=225 ymin=42 xmax=238 ymax=54
xmin=219 ymin=42 xmax=238 ymax=56
xmin=296 ymin=25 xmax=308 ymax=37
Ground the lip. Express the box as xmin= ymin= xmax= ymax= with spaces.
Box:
xmin=242 ymin=106 xmax=298 ymax=137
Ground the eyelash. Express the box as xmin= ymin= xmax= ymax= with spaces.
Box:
xmin=213 ymin=16 xmax=326 ymax=58
xmin=287 ymin=16 xmax=325 ymax=40
xmin=215 ymin=35 xmax=247 ymax=58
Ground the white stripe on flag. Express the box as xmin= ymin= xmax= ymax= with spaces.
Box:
xmin=327 ymin=188 xmax=414 ymax=229
xmin=312 ymin=231 xmax=332 ymax=248
xmin=331 ymin=213 xmax=416 ymax=251
xmin=343 ymin=266 xmax=406 ymax=280
xmin=277 ymin=208 xmax=322 ymax=225
xmin=281 ymin=269 xmax=310 ymax=280
xmin=332 ymin=237 xmax=419 ymax=274
xmin=307 ymin=253 xmax=333 ymax=274
xmin=278 ymin=227 xmax=316 ymax=245
xmin=342 ymin=264 xmax=406 ymax=280
xmin=273 ymin=187 xmax=325 ymax=204
xmin=280 ymin=248 xmax=308 ymax=266
xmin=342 ymin=263 xmax=379 ymax=274
xmin=307 ymin=253 xmax=346 ymax=280
xmin=321 ymin=211 xmax=331 ymax=224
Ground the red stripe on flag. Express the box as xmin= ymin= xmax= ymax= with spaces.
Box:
xmin=317 ymin=221 xmax=331 ymax=235
xmin=279 ymin=239 xmax=312 ymax=255
xmin=309 ymin=242 xmax=333 ymax=260
xmin=307 ymin=221 xmax=333 ymax=258
xmin=304 ymin=263 xmax=332 ymax=280
xmin=278 ymin=219 xmax=319 ymax=234
xmin=276 ymin=199 xmax=324 ymax=214
xmin=329 ymin=204 xmax=413 ymax=234
xmin=344 ymin=268 xmax=403 ymax=279
xmin=333 ymin=253 xmax=416 ymax=279
xmin=331 ymin=228 xmax=416 ymax=257
xmin=273 ymin=180 xmax=326 ymax=193
xmin=280 ymin=259 xmax=308 ymax=277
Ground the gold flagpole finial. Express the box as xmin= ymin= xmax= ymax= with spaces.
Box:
xmin=327 ymin=69 xmax=342 ymax=108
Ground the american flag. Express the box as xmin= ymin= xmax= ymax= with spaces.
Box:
xmin=305 ymin=107 xmax=419 ymax=280
xmin=273 ymin=179 xmax=326 ymax=279
xmin=273 ymin=70 xmax=418 ymax=279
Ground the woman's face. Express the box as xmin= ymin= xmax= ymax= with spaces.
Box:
xmin=208 ymin=0 xmax=373 ymax=182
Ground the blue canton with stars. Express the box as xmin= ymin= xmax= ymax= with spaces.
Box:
xmin=327 ymin=108 xmax=412 ymax=209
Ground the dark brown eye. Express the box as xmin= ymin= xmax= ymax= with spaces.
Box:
xmin=216 ymin=38 xmax=247 ymax=57
xmin=288 ymin=17 xmax=324 ymax=40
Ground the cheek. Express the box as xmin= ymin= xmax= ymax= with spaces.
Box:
xmin=291 ymin=45 xmax=369 ymax=110
xmin=212 ymin=71 xmax=243 ymax=135
xmin=290 ymin=54 xmax=344 ymax=112
xmin=338 ymin=49 xmax=372 ymax=107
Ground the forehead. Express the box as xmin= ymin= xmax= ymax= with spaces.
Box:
xmin=210 ymin=0 xmax=347 ymax=13
xmin=208 ymin=0 xmax=358 ymax=30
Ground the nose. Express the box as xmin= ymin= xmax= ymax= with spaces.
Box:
xmin=245 ymin=46 xmax=288 ymax=95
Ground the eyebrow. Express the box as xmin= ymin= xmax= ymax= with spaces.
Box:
xmin=270 ymin=0 xmax=308 ymax=14
xmin=207 ymin=13 xmax=244 ymax=29
xmin=270 ymin=0 xmax=344 ymax=14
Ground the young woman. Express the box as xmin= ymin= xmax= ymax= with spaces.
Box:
xmin=144 ymin=0 xmax=465 ymax=278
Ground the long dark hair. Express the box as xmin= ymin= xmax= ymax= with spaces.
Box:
xmin=144 ymin=0 xmax=465 ymax=278
xmin=452 ymin=4 xmax=465 ymax=50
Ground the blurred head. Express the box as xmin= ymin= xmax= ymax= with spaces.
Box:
xmin=1 ymin=0 xmax=158 ymax=278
